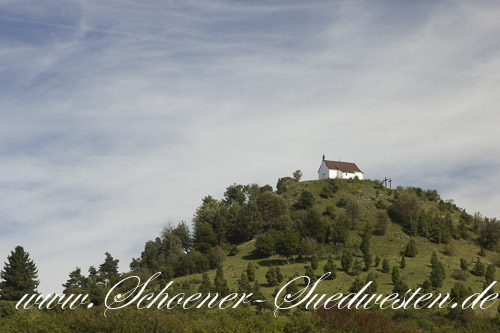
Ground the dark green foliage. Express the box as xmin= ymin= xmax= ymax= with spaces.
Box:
xmin=430 ymin=252 xmax=446 ymax=289
xmin=300 ymin=209 xmax=328 ymax=243
xmin=198 ymin=272 xmax=212 ymax=293
xmin=341 ymin=251 xmax=353 ymax=273
xmin=194 ymin=221 xmax=218 ymax=253
xmin=382 ymin=258 xmax=390 ymax=273
xmin=323 ymin=255 xmax=337 ymax=280
xmin=336 ymin=197 xmax=348 ymax=208
xmin=311 ymin=255 xmax=319 ymax=270
xmin=479 ymin=218 xmax=500 ymax=251
xmin=391 ymin=266 xmax=400 ymax=285
xmin=256 ymin=191 xmax=288 ymax=230
xmin=460 ymin=258 xmax=469 ymax=272
xmin=479 ymin=246 xmax=486 ymax=257
xmin=322 ymin=205 xmax=336 ymax=218
xmin=393 ymin=279 xmax=409 ymax=294
xmin=266 ymin=267 xmax=278 ymax=286
xmin=0 ymin=246 xmax=39 ymax=301
xmin=295 ymin=190 xmax=315 ymax=209
xmin=330 ymin=213 xmax=350 ymax=244
xmin=400 ymin=255 xmax=406 ymax=269
xmin=374 ymin=256 xmax=381 ymax=267
xmin=349 ymin=278 xmax=364 ymax=293
xmin=259 ymin=184 xmax=273 ymax=193
xmin=485 ymin=264 xmax=496 ymax=284
xmin=389 ymin=190 xmax=423 ymax=234
xmin=246 ymin=262 xmax=256 ymax=282
xmin=286 ymin=277 xmax=300 ymax=296
xmin=255 ymin=231 xmax=278 ymax=257
xmin=276 ymin=267 xmax=284 ymax=283
xmin=237 ymin=272 xmax=251 ymax=293
xmin=405 ymin=239 xmax=418 ymax=257
xmin=62 ymin=267 xmax=86 ymax=293
xmin=276 ymin=177 xmax=296 ymax=194
xmin=450 ymin=283 xmax=472 ymax=303
xmin=224 ymin=184 xmax=246 ymax=205
xmin=214 ymin=266 xmax=230 ymax=296
xmin=320 ymin=180 xmax=339 ymax=199
xmin=304 ymin=266 xmax=316 ymax=284
xmin=364 ymin=252 xmax=372 ymax=271
xmin=345 ymin=200 xmax=361 ymax=229
xmin=365 ymin=272 xmax=378 ymax=293
xmin=276 ymin=228 xmax=299 ymax=260
xmin=374 ymin=210 xmax=390 ymax=235
xmin=472 ymin=259 xmax=485 ymax=277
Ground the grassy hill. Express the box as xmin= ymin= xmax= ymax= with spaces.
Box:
xmin=174 ymin=178 xmax=498 ymax=314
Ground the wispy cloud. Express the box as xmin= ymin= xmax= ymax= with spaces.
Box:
xmin=1 ymin=0 xmax=500 ymax=293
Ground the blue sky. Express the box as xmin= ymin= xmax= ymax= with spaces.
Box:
xmin=1 ymin=0 xmax=500 ymax=293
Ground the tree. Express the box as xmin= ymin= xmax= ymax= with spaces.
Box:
xmin=213 ymin=266 xmax=230 ymax=296
xmin=311 ymin=255 xmax=319 ymax=270
xmin=382 ymin=258 xmax=390 ymax=273
xmin=346 ymin=200 xmax=361 ymax=229
xmin=349 ymin=278 xmax=364 ymax=293
xmin=0 ymin=246 xmax=39 ymax=300
xmin=276 ymin=228 xmax=299 ymax=261
xmin=430 ymin=252 xmax=446 ymax=289
xmin=341 ymin=251 xmax=353 ymax=273
xmin=365 ymin=272 xmax=378 ymax=293
xmin=485 ymin=264 xmax=496 ymax=284
xmin=460 ymin=258 xmax=469 ymax=272
xmin=293 ymin=170 xmax=302 ymax=181
xmin=375 ymin=256 xmax=381 ymax=267
xmin=405 ymin=239 xmax=418 ymax=257
xmin=473 ymin=259 xmax=486 ymax=277
xmin=266 ymin=267 xmax=278 ymax=286
xmin=99 ymin=252 xmax=119 ymax=285
xmin=62 ymin=267 xmax=86 ymax=293
xmin=237 ymin=272 xmax=251 ymax=293
xmin=323 ymin=255 xmax=337 ymax=280
xmin=391 ymin=266 xmax=400 ymax=285
xmin=295 ymin=190 xmax=315 ymax=209
xmin=400 ymin=255 xmax=406 ymax=269
xmin=276 ymin=177 xmax=296 ymax=194
xmin=198 ymin=272 xmax=212 ymax=293
xmin=364 ymin=252 xmax=372 ymax=271
xmin=247 ymin=262 xmax=256 ymax=282
xmin=304 ymin=266 xmax=316 ymax=284
xmin=374 ymin=211 xmax=390 ymax=235
xmin=390 ymin=190 xmax=423 ymax=232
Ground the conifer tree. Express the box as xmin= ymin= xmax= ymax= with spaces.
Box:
xmin=62 ymin=267 xmax=86 ymax=293
xmin=323 ymin=255 xmax=337 ymax=280
xmin=237 ymin=272 xmax=251 ymax=293
xmin=400 ymin=255 xmax=406 ymax=269
xmin=214 ymin=266 xmax=230 ymax=296
xmin=266 ymin=267 xmax=278 ymax=286
xmin=430 ymin=252 xmax=446 ymax=289
xmin=311 ymin=254 xmax=319 ymax=270
xmin=485 ymin=264 xmax=496 ymax=284
xmin=246 ymin=262 xmax=256 ymax=282
xmin=0 ymin=246 xmax=39 ymax=301
xmin=391 ymin=266 xmax=400 ymax=285
xmin=382 ymin=258 xmax=390 ymax=273
xmin=198 ymin=272 xmax=212 ymax=293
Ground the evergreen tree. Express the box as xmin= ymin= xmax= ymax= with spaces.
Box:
xmin=237 ymin=272 xmax=251 ymax=293
xmin=99 ymin=252 xmax=119 ymax=284
xmin=374 ymin=256 xmax=381 ymax=267
xmin=404 ymin=239 xmax=417 ymax=257
xmin=198 ymin=272 xmax=212 ymax=293
xmin=246 ymin=262 xmax=256 ymax=282
xmin=304 ymin=266 xmax=316 ymax=284
xmin=341 ymin=251 xmax=353 ymax=273
xmin=382 ymin=258 xmax=390 ymax=273
xmin=214 ymin=266 xmax=230 ymax=296
xmin=323 ymin=255 xmax=337 ymax=280
xmin=62 ymin=267 xmax=86 ymax=293
xmin=275 ymin=266 xmax=284 ymax=283
xmin=311 ymin=255 xmax=319 ymax=270
xmin=430 ymin=252 xmax=446 ymax=289
xmin=391 ymin=266 xmax=400 ymax=285
xmin=286 ymin=277 xmax=300 ymax=296
xmin=364 ymin=251 xmax=372 ymax=271
xmin=473 ymin=259 xmax=486 ymax=277
xmin=0 ymin=246 xmax=39 ymax=301
xmin=400 ymin=255 xmax=406 ymax=269
xmin=460 ymin=258 xmax=469 ymax=272
xmin=485 ymin=264 xmax=496 ymax=284
xmin=365 ymin=272 xmax=378 ymax=293
xmin=266 ymin=267 xmax=278 ymax=286
xmin=349 ymin=278 xmax=364 ymax=293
